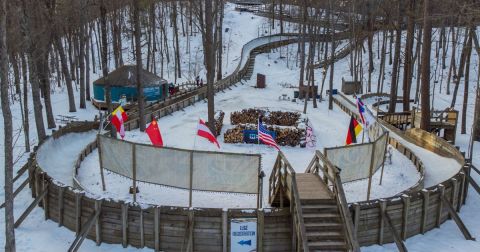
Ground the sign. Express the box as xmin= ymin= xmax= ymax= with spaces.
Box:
xmin=243 ymin=130 xmax=276 ymax=144
xmin=231 ymin=218 xmax=257 ymax=252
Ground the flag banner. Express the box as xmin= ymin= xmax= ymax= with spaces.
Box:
xmin=345 ymin=115 xmax=363 ymax=145
xmin=258 ymin=119 xmax=280 ymax=150
xmin=146 ymin=119 xmax=164 ymax=147
xmin=243 ymin=129 xmax=276 ymax=144
xmin=111 ymin=105 xmax=128 ymax=139
xmin=197 ymin=119 xmax=220 ymax=148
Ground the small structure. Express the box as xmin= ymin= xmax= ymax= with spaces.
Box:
xmin=256 ymin=73 xmax=266 ymax=88
xmin=341 ymin=78 xmax=362 ymax=95
xmin=92 ymin=65 xmax=168 ymax=109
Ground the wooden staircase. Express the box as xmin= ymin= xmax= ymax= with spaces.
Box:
xmin=269 ymin=152 xmax=360 ymax=252
xmin=302 ymin=198 xmax=348 ymax=252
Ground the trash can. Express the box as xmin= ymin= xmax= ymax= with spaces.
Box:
xmin=294 ymin=91 xmax=299 ymax=98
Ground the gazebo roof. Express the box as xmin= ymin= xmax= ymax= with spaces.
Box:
xmin=93 ymin=65 xmax=167 ymax=87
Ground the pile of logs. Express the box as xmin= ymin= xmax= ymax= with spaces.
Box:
xmin=230 ymin=109 xmax=301 ymax=126
xmin=224 ymin=123 xmax=305 ymax=147
xmin=206 ymin=110 xmax=225 ymax=137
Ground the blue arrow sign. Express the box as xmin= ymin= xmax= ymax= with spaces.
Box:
xmin=238 ymin=240 xmax=252 ymax=246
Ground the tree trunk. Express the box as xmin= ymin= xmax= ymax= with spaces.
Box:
xmin=298 ymin=0 xmax=307 ymax=94
xmin=328 ymin=0 xmax=335 ymax=110
xmin=216 ymin=0 xmax=224 ymax=81
xmin=134 ymin=0 xmax=146 ymax=131
xmin=420 ymin=0 xmax=432 ymax=131
xmin=451 ymin=29 xmax=470 ymax=108
xmin=388 ymin=7 xmax=402 ymax=113
xmin=100 ymin=0 xmax=114 ymax=137
xmin=402 ymin=0 xmax=415 ymax=111
xmin=204 ymin=0 xmax=216 ymax=133
xmin=54 ymin=35 xmax=76 ymax=112
xmin=461 ymin=28 xmax=473 ymax=134
xmin=79 ymin=0 xmax=86 ymax=108
xmin=474 ymin=88 xmax=480 ymax=141
xmin=1 ymin=0 xmax=16 ymax=250
xmin=21 ymin=54 xmax=30 ymax=152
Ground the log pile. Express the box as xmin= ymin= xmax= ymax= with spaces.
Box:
xmin=224 ymin=124 xmax=305 ymax=147
xmin=230 ymin=109 xmax=301 ymax=126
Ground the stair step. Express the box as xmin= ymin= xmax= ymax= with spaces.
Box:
xmin=303 ymin=213 xmax=340 ymax=220
xmin=302 ymin=204 xmax=338 ymax=213
xmin=307 ymin=231 xmax=344 ymax=240
xmin=301 ymin=199 xmax=336 ymax=205
xmin=305 ymin=222 xmax=343 ymax=232
xmin=308 ymin=241 xmax=346 ymax=250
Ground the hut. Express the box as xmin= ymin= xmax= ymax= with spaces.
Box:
xmin=92 ymin=65 xmax=168 ymax=108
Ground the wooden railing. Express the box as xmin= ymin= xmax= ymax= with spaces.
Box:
xmin=305 ymin=150 xmax=360 ymax=252
xmin=269 ymin=152 xmax=309 ymax=252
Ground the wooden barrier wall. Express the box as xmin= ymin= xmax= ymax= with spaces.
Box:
xmin=27 ymin=122 xmax=292 ymax=251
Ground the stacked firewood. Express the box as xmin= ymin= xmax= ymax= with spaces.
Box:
xmin=230 ymin=109 xmax=301 ymax=126
xmin=224 ymin=123 xmax=305 ymax=146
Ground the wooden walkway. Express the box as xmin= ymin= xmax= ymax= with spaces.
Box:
xmin=295 ymin=174 xmax=333 ymax=201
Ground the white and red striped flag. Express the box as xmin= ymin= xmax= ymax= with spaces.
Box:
xmin=111 ymin=105 xmax=128 ymax=139
xmin=258 ymin=118 xmax=280 ymax=151
xmin=197 ymin=119 xmax=220 ymax=148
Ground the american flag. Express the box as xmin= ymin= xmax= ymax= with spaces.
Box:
xmin=258 ymin=118 xmax=280 ymax=151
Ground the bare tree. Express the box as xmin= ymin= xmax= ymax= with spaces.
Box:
xmin=134 ymin=0 xmax=145 ymax=131
xmin=420 ymin=0 xmax=432 ymax=130
xmin=1 ymin=0 xmax=16 ymax=250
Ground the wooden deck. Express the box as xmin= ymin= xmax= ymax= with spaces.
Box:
xmin=296 ymin=174 xmax=333 ymax=201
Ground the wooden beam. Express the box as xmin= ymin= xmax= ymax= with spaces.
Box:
xmin=95 ymin=200 xmax=102 ymax=246
xmin=440 ymin=195 xmax=476 ymax=241
xmin=121 ymin=203 xmax=128 ymax=248
xmin=458 ymin=172 xmax=466 ymax=212
xmin=14 ymin=184 xmax=49 ymax=228
xmin=0 ymin=177 xmax=29 ymax=209
xmin=436 ymin=184 xmax=445 ymax=228
xmin=421 ymin=189 xmax=429 ymax=234
xmin=353 ymin=203 xmax=360 ymax=236
xmin=222 ymin=210 xmax=227 ymax=252
xmin=401 ymin=195 xmax=410 ymax=240
xmin=58 ymin=186 xmax=64 ymax=227
xmin=380 ymin=200 xmax=408 ymax=252
xmin=257 ymin=209 xmax=264 ymax=252
xmin=68 ymin=206 xmax=102 ymax=252
xmin=379 ymin=201 xmax=386 ymax=245
xmin=154 ymin=207 xmax=160 ymax=252
xmin=140 ymin=208 xmax=144 ymax=248
xmin=75 ymin=192 xmax=84 ymax=235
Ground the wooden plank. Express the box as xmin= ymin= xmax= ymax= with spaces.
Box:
xmin=75 ymin=192 xmax=84 ymax=235
xmin=353 ymin=203 xmax=360 ymax=237
xmin=95 ymin=200 xmax=102 ymax=246
xmin=122 ymin=203 xmax=128 ymax=248
xmin=458 ymin=172 xmax=466 ymax=212
xmin=14 ymin=184 xmax=49 ymax=228
xmin=401 ymin=195 xmax=410 ymax=241
xmin=440 ymin=195 xmax=475 ymax=241
xmin=58 ymin=186 xmax=64 ymax=227
xmin=436 ymin=185 xmax=445 ymax=228
xmin=451 ymin=178 xmax=459 ymax=212
xmin=379 ymin=201 xmax=385 ymax=245
xmin=258 ymin=209 xmax=264 ymax=252
xmin=380 ymin=202 xmax=408 ymax=252
xmin=154 ymin=207 xmax=160 ymax=252
xmin=140 ymin=208 xmax=145 ymax=248
xmin=421 ymin=189 xmax=429 ymax=234
xmin=222 ymin=210 xmax=227 ymax=252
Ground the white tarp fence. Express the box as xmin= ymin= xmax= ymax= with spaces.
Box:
xmin=98 ymin=135 xmax=260 ymax=194
xmin=325 ymin=131 xmax=388 ymax=183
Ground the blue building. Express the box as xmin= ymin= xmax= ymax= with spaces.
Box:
xmin=92 ymin=65 xmax=168 ymax=108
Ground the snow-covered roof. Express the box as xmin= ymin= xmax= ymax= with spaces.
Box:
xmin=93 ymin=65 xmax=167 ymax=87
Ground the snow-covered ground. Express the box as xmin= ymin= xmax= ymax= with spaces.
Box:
xmin=1 ymin=3 xmax=480 ymax=252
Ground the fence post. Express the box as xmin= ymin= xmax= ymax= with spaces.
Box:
xmin=436 ymin=184 xmax=445 ymax=228
xmin=154 ymin=207 xmax=160 ymax=252
xmin=58 ymin=186 xmax=64 ymax=227
xmin=401 ymin=195 xmax=410 ymax=240
xmin=121 ymin=202 xmax=128 ymax=248
xmin=222 ymin=210 xmax=228 ymax=252
xmin=421 ymin=189 xmax=430 ymax=234
xmin=140 ymin=208 xmax=144 ymax=248
xmin=95 ymin=199 xmax=102 ymax=246
xmin=257 ymin=209 xmax=264 ymax=252
xmin=379 ymin=200 xmax=386 ymax=245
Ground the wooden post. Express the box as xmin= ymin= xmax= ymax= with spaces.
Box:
xmin=34 ymin=168 xmax=41 ymax=199
xmin=58 ymin=186 xmax=64 ymax=227
xmin=189 ymin=151 xmax=193 ymax=207
xmin=379 ymin=132 xmax=389 ymax=185
xmin=257 ymin=209 xmax=264 ymax=252
xmin=154 ymin=207 xmax=160 ymax=252
xmin=421 ymin=189 xmax=430 ymax=234
xmin=140 ymin=208 xmax=145 ymax=248
xmin=97 ymin=136 xmax=106 ymax=191
xmin=401 ymin=195 xmax=410 ymax=240
xmin=379 ymin=200 xmax=386 ymax=245
xmin=75 ymin=192 xmax=84 ymax=235
xmin=367 ymin=143 xmax=377 ymax=201
xmin=121 ymin=203 xmax=128 ymax=248
xmin=457 ymin=172 xmax=466 ymax=212
xmin=95 ymin=199 xmax=102 ymax=246
xmin=436 ymin=184 xmax=445 ymax=228
xmin=132 ymin=144 xmax=137 ymax=202
xmin=186 ymin=210 xmax=194 ymax=252
xmin=353 ymin=203 xmax=360 ymax=236
xmin=222 ymin=210 xmax=228 ymax=252
xmin=451 ymin=178 xmax=459 ymax=212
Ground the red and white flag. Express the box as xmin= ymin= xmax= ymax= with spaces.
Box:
xmin=197 ymin=119 xmax=220 ymax=148
xmin=146 ymin=119 xmax=164 ymax=147
xmin=111 ymin=106 xmax=128 ymax=139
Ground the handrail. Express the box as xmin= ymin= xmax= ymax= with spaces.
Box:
xmin=305 ymin=150 xmax=360 ymax=252
xmin=270 ymin=151 xmax=309 ymax=251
